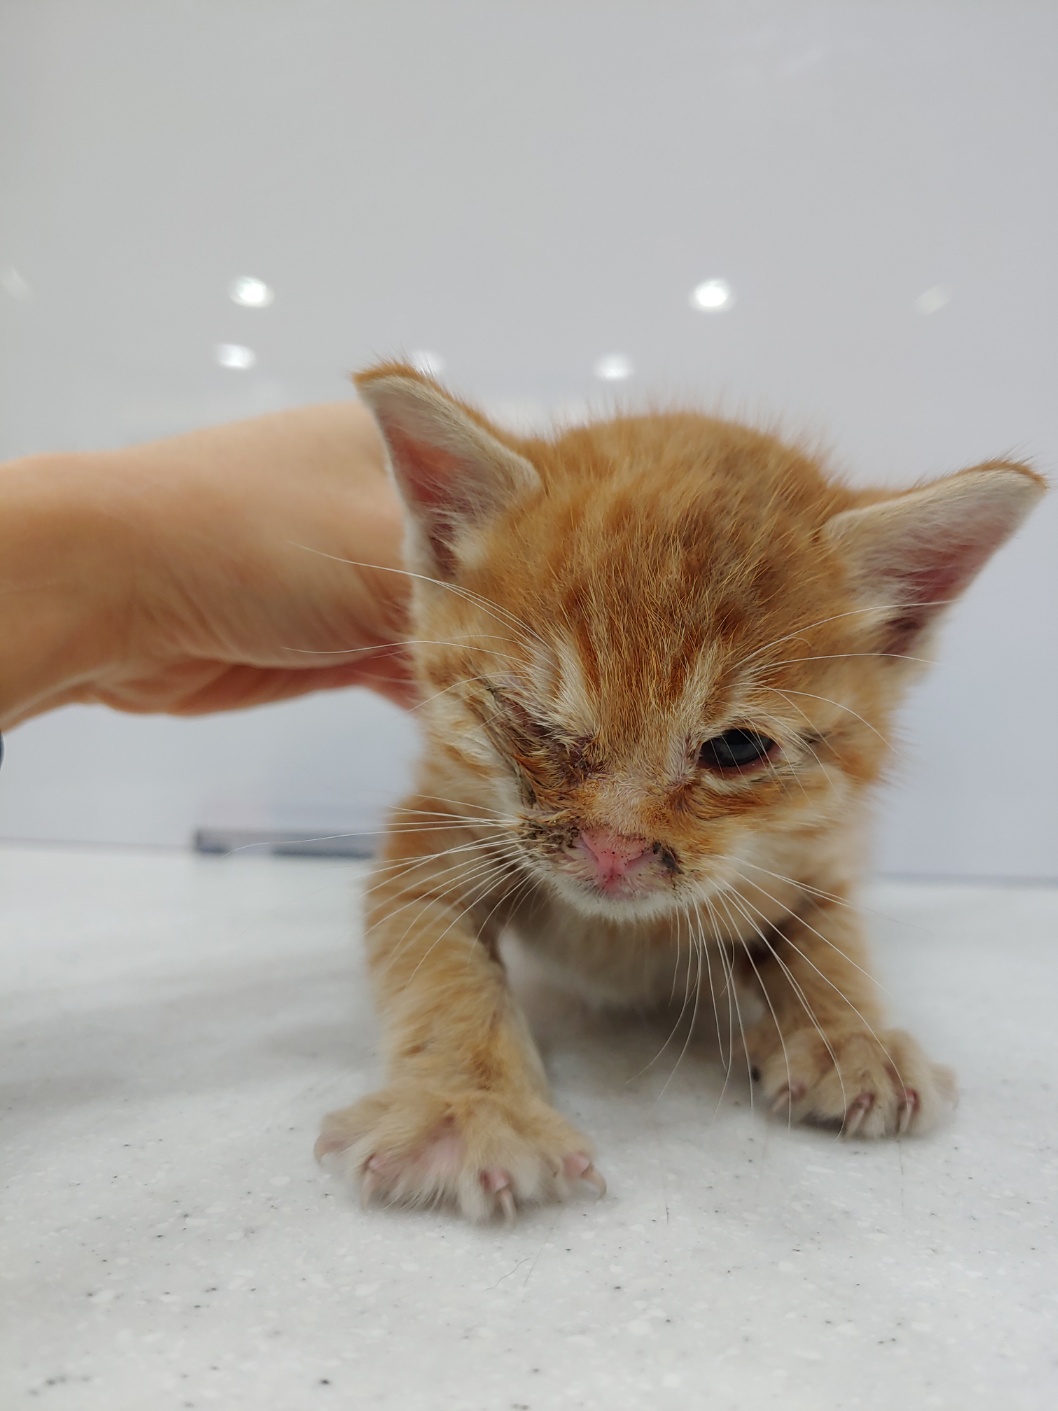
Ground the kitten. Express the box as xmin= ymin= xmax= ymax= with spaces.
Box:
xmin=317 ymin=362 xmax=1044 ymax=1221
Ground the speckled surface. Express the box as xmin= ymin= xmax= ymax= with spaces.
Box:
xmin=1 ymin=845 xmax=1055 ymax=1411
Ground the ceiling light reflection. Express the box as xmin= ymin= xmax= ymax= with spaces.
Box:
xmin=228 ymin=276 xmax=273 ymax=307
xmin=215 ymin=343 xmax=256 ymax=369
xmin=690 ymin=279 xmax=734 ymax=312
xmin=410 ymin=350 xmax=445 ymax=377
xmin=594 ymin=353 xmax=633 ymax=381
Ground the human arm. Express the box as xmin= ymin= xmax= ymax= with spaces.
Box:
xmin=0 ymin=401 xmax=412 ymax=731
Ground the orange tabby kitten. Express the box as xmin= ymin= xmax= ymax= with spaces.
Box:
xmin=317 ymin=363 xmax=1044 ymax=1221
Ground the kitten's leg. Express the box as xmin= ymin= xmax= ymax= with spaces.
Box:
xmin=739 ymin=895 xmax=956 ymax=1138
xmin=316 ymin=810 xmax=603 ymax=1221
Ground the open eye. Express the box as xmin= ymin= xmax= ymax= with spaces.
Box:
xmin=698 ymin=728 xmax=777 ymax=773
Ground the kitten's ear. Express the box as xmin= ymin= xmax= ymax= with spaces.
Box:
xmin=823 ymin=461 xmax=1045 ymax=655
xmin=355 ymin=364 xmax=541 ymax=579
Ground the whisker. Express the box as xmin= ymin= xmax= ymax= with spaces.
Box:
xmin=719 ymin=905 xmax=754 ymax=1112
xmin=762 ymin=685 xmax=893 ymax=750
xmin=400 ymin=855 xmax=526 ymax=990
xmin=365 ymin=828 xmax=515 ymax=866
xmin=379 ymin=816 xmax=516 ymax=837
xmin=761 ymin=731 xmax=813 ymax=805
xmin=377 ymin=851 xmax=517 ymax=978
xmin=733 ymin=858 xmax=851 ymax=911
xmin=629 ymin=906 xmax=697 ymax=1084
xmin=378 ymin=861 xmax=507 ymax=989
xmin=715 ymin=885 xmax=813 ymax=1128
xmin=710 ymin=889 xmax=767 ymax=1109
xmin=733 ymin=600 xmax=956 ymax=673
xmin=735 ymin=931 xmax=794 ymax=1130
xmin=757 ymin=651 xmax=936 ymax=671
xmin=467 ymin=867 xmax=540 ymax=976
xmin=282 ymin=636 xmax=522 ymax=661
xmin=735 ymin=857 xmax=931 ymax=938
xmin=286 ymin=543 xmax=549 ymax=651
xmin=654 ymin=913 xmax=704 ymax=1103
xmin=693 ymin=900 xmax=730 ymax=1079
xmin=366 ymin=861 xmax=507 ymax=947
xmin=703 ymin=897 xmax=736 ymax=1102
xmin=364 ymin=837 xmax=517 ymax=902
xmin=719 ymin=885 xmax=847 ymax=1129
xmin=398 ymin=794 xmax=516 ymax=821
xmin=363 ymin=822 xmax=512 ymax=838
xmin=698 ymin=897 xmax=744 ymax=1114
xmin=727 ymin=869 xmax=885 ymax=993
xmin=764 ymin=691 xmax=837 ymax=788
xmin=669 ymin=902 xmax=684 ymax=1005
xmin=409 ymin=673 xmax=509 ymax=714
xmin=730 ymin=886 xmax=905 ymax=1108
xmin=222 ymin=822 xmax=505 ymax=857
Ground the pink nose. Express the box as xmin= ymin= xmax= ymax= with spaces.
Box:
xmin=577 ymin=830 xmax=652 ymax=886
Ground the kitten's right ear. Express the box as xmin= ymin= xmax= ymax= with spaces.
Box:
xmin=823 ymin=461 xmax=1045 ymax=655
xmin=355 ymin=364 xmax=541 ymax=579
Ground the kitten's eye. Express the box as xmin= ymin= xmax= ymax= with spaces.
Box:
xmin=698 ymin=729 xmax=776 ymax=773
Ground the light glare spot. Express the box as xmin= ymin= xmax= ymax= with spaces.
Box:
xmin=410 ymin=350 xmax=445 ymax=377
xmin=228 ymin=276 xmax=274 ymax=307
xmin=593 ymin=353 xmax=633 ymax=381
xmin=690 ymin=278 xmax=734 ymax=312
xmin=916 ymin=285 xmax=952 ymax=315
xmin=215 ymin=342 xmax=256 ymax=370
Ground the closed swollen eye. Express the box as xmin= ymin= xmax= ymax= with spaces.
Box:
xmin=698 ymin=728 xmax=777 ymax=773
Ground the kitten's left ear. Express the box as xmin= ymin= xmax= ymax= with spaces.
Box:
xmin=355 ymin=364 xmax=541 ymax=579
xmin=823 ymin=461 xmax=1045 ymax=654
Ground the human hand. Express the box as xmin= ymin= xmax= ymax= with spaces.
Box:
xmin=0 ymin=403 xmax=414 ymax=729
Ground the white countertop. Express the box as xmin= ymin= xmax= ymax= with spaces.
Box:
xmin=1 ymin=845 xmax=1055 ymax=1411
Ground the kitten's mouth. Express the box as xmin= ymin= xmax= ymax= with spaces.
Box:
xmin=577 ymin=873 xmax=648 ymax=901
xmin=549 ymin=868 xmax=677 ymax=921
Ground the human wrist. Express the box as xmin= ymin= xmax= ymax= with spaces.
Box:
xmin=0 ymin=452 xmax=135 ymax=728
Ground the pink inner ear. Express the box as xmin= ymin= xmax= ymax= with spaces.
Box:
xmin=876 ymin=511 xmax=1017 ymax=654
xmin=883 ymin=563 xmax=962 ymax=655
xmin=895 ymin=536 xmax=989 ymax=610
xmin=387 ymin=428 xmax=463 ymax=512
xmin=385 ymin=426 xmax=472 ymax=578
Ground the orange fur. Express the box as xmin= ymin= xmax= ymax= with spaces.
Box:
xmin=317 ymin=364 xmax=1045 ymax=1220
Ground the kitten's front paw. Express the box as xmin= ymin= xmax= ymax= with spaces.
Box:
xmin=748 ymin=1023 xmax=957 ymax=1138
xmin=315 ymin=1085 xmax=604 ymax=1222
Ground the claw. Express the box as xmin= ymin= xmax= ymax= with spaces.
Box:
xmin=898 ymin=1088 xmax=918 ymax=1135
xmin=561 ymin=1152 xmax=606 ymax=1197
xmin=313 ymin=1129 xmax=348 ymax=1164
xmin=843 ymin=1093 xmax=874 ymax=1137
xmin=360 ymin=1167 xmax=381 ymax=1208
xmin=769 ymin=1082 xmax=804 ymax=1118
xmin=770 ymin=1085 xmax=793 ymax=1117
xmin=580 ymin=1164 xmax=607 ymax=1199
xmin=482 ymin=1167 xmax=517 ymax=1220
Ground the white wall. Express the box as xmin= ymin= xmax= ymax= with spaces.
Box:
xmin=1 ymin=0 xmax=1055 ymax=877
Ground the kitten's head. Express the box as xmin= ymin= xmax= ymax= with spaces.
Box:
xmin=358 ymin=363 xmax=1043 ymax=921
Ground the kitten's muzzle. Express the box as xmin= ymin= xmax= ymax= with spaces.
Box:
xmin=575 ymin=830 xmax=663 ymax=895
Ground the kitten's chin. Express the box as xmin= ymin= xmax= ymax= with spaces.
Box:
xmin=544 ymin=871 xmax=682 ymax=924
